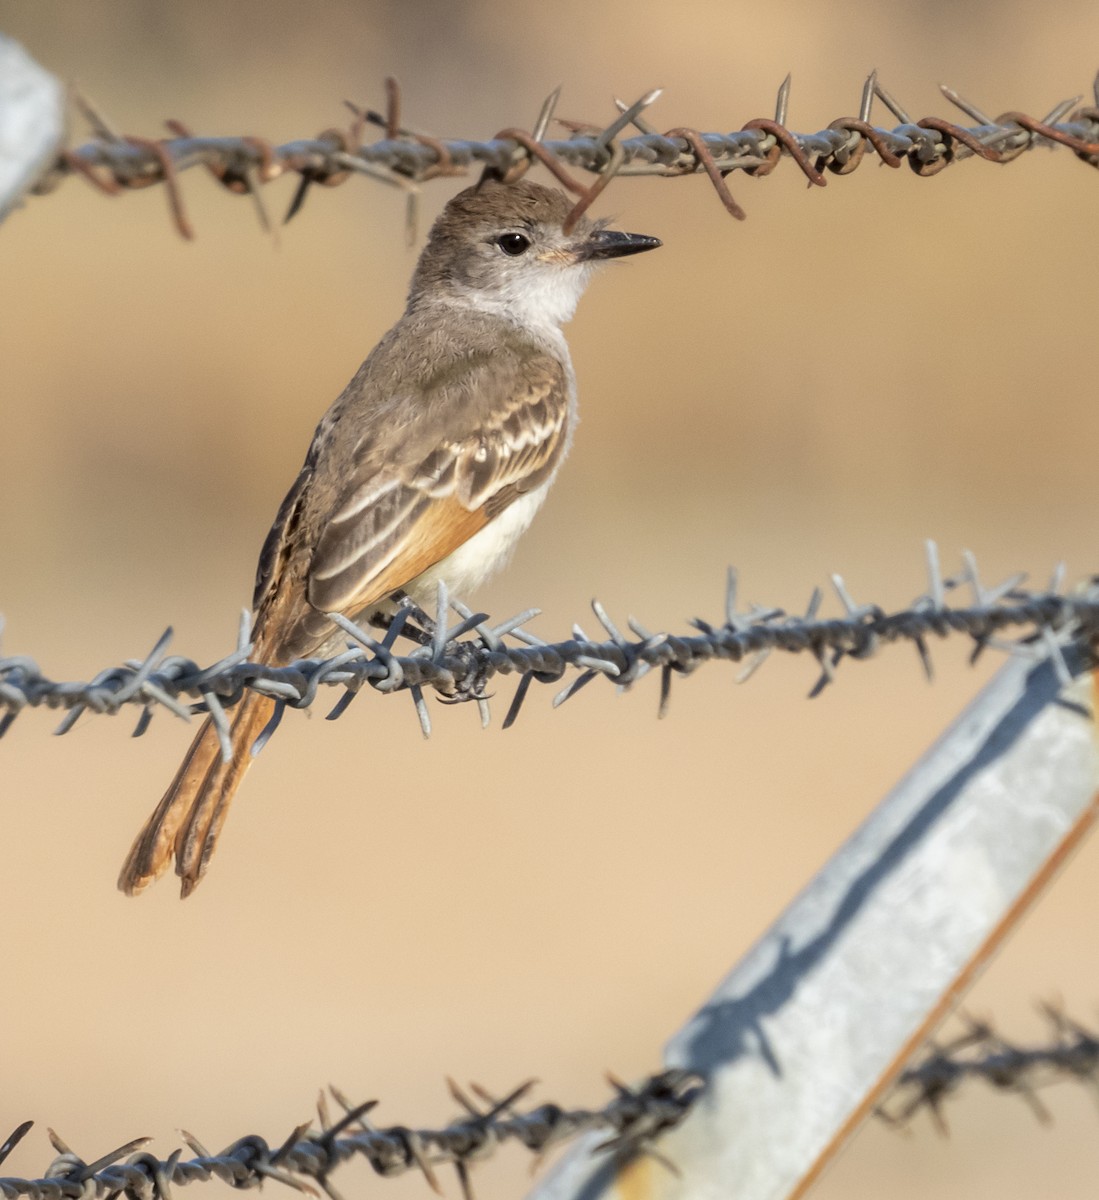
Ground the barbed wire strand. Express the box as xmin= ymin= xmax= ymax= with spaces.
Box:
xmin=25 ymin=71 xmax=1099 ymax=241
xmin=5 ymin=1008 xmax=1099 ymax=1200
xmin=0 ymin=1070 xmax=704 ymax=1200
xmin=880 ymin=1004 xmax=1099 ymax=1133
xmin=10 ymin=61 xmax=1099 ymax=1200
xmin=1 ymin=544 xmax=1097 ymax=759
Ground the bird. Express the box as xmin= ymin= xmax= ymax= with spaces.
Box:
xmin=118 ymin=176 xmax=661 ymax=898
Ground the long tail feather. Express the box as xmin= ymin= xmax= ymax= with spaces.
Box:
xmin=117 ymin=692 xmax=275 ymax=897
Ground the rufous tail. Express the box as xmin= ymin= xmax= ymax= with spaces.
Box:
xmin=117 ymin=691 xmax=275 ymax=898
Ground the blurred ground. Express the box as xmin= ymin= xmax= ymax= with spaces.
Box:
xmin=3 ymin=3 xmax=1099 ymax=1198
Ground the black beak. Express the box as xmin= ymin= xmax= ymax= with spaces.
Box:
xmin=579 ymin=229 xmax=662 ymax=261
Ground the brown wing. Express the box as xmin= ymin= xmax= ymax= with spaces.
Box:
xmin=252 ymin=464 xmax=312 ymax=615
xmin=305 ymin=350 xmax=570 ymax=620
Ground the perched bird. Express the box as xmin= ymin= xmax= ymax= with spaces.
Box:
xmin=118 ymin=177 xmax=661 ymax=897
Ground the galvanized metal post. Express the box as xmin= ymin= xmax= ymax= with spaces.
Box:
xmin=528 ymin=645 xmax=1099 ymax=1200
xmin=0 ymin=36 xmax=64 ymax=223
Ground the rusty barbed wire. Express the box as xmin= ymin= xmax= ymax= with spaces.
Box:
xmin=0 ymin=546 xmax=1096 ymax=755
xmin=0 ymin=1069 xmax=703 ymax=1200
xmin=880 ymin=1006 xmax=1099 ymax=1132
xmin=22 ymin=71 xmax=1099 ymax=240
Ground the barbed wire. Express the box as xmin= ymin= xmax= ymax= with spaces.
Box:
xmin=0 ymin=1070 xmax=703 ymax=1200
xmin=880 ymin=1006 xmax=1099 ymax=1132
xmin=1 ymin=546 xmax=1096 ymax=756
xmin=5 ymin=1009 xmax=1099 ymax=1200
xmin=24 ymin=71 xmax=1099 ymax=240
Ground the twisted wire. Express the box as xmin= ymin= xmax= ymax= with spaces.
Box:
xmin=0 ymin=1070 xmax=703 ymax=1200
xmin=5 ymin=1008 xmax=1099 ymax=1200
xmin=26 ymin=72 xmax=1099 ymax=239
xmin=881 ymin=1007 xmax=1099 ymax=1131
xmin=0 ymin=547 xmax=1095 ymax=750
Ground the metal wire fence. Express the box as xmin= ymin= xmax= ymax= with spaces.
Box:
xmin=3 ymin=1009 xmax=1097 ymax=1200
xmin=884 ymin=1007 xmax=1099 ymax=1132
xmin=8 ymin=45 xmax=1099 ymax=1200
xmin=0 ymin=546 xmax=1094 ymax=758
xmin=0 ymin=1071 xmax=703 ymax=1200
xmin=18 ymin=71 xmax=1099 ymax=239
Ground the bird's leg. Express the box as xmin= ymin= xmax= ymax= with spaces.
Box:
xmin=395 ymin=591 xmax=438 ymax=644
xmin=367 ymin=590 xmax=437 ymax=647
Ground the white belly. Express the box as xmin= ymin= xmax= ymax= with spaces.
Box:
xmin=404 ymin=481 xmax=552 ymax=607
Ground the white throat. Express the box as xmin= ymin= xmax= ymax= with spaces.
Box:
xmin=446 ymin=263 xmax=597 ymax=333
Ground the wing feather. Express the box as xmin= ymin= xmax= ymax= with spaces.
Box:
xmin=309 ymin=487 xmax=431 ymax=612
xmin=306 ymin=351 xmax=569 ymax=621
xmin=253 ymin=335 xmax=573 ymax=662
xmin=252 ymin=467 xmax=311 ymax=615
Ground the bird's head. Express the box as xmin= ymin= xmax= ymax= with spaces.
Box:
xmin=408 ymin=178 xmax=661 ymax=329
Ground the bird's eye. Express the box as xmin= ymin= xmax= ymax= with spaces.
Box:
xmin=496 ymin=232 xmax=531 ymax=256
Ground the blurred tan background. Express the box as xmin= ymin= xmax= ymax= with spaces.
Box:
xmin=3 ymin=2 xmax=1099 ymax=1197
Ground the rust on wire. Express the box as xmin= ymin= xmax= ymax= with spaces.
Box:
xmin=404 ymin=131 xmax=462 ymax=182
xmin=491 ymin=126 xmax=587 ymax=191
xmin=383 ymin=75 xmax=401 ymax=141
xmin=345 ymin=93 xmax=464 ymax=184
xmin=559 ymin=138 xmax=624 ymax=233
xmin=741 ymin=117 xmax=827 ymax=186
xmin=1068 ymin=104 xmax=1099 ymax=165
xmin=56 ymin=148 xmax=123 ymax=195
xmin=164 ymin=120 xmax=276 ymax=192
xmin=916 ymin=117 xmax=1004 ymax=162
xmin=662 ymin=126 xmax=748 ymax=218
xmin=998 ymin=109 xmax=1099 ymax=157
xmin=282 ymin=127 xmax=353 ymax=224
xmin=24 ymin=71 xmax=1099 ymax=239
xmin=163 ymin=119 xmax=277 ymax=233
xmin=116 ymin=135 xmax=194 ymax=239
xmin=557 ymin=89 xmax=661 ymax=232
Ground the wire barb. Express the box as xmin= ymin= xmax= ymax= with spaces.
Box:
xmin=2 ymin=550 xmax=1097 ymax=743
xmin=30 ymin=75 xmax=1099 ymax=236
xmin=880 ymin=1007 xmax=1099 ymax=1131
xmin=0 ymin=1072 xmax=704 ymax=1200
